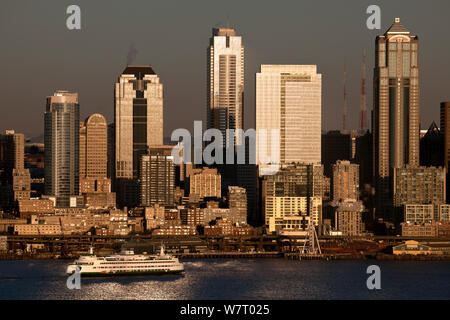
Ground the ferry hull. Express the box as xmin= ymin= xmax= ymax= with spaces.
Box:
xmin=67 ymin=269 xmax=184 ymax=277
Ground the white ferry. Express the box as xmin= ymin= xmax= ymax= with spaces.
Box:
xmin=66 ymin=246 xmax=184 ymax=277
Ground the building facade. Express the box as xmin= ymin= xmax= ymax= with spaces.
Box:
xmin=440 ymin=101 xmax=450 ymax=203
xmin=334 ymin=199 xmax=365 ymax=236
xmin=332 ymin=160 xmax=359 ymax=202
xmin=373 ymin=18 xmax=420 ymax=215
xmin=256 ymin=65 xmax=322 ymax=175
xmin=139 ymin=146 xmax=175 ymax=207
xmin=262 ymin=164 xmax=324 ymax=231
xmin=44 ymin=91 xmax=80 ymax=207
xmin=228 ymin=186 xmax=247 ymax=226
xmin=114 ymin=65 xmax=163 ymax=208
xmin=189 ymin=167 xmax=221 ymax=198
xmin=393 ymin=166 xmax=446 ymax=208
xmin=207 ymin=27 xmax=244 ymax=147
xmin=79 ymin=114 xmax=115 ymax=208
xmin=0 ymin=130 xmax=31 ymax=210
xmin=321 ymin=131 xmax=352 ymax=178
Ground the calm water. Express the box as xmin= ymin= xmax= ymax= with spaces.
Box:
xmin=0 ymin=259 xmax=449 ymax=299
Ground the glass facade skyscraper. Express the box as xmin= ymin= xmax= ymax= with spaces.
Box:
xmin=44 ymin=91 xmax=80 ymax=207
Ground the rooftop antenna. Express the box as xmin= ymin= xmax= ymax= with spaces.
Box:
xmin=226 ymin=14 xmax=230 ymax=28
xmin=343 ymin=59 xmax=347 ymax=132
xmin=359 ymin=48 xmax=367 ymax=131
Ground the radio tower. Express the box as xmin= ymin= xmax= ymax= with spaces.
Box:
xmin=343 ymin=60 xmax=347 ymax=132
xmin=359 ymin=48 xmax=367 ymax=131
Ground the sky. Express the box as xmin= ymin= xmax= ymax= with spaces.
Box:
xmin=1 ymin=0 xmax=450 ymax=140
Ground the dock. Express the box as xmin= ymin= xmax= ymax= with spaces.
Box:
xmin=174 ymin=251 xmax=282 ymax=259
xmin=284 ymin=253 xmax=366 ymax=260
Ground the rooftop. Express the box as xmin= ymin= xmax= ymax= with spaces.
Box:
xmin=385 ymin=18 xmax=410 ymax=34
xmin=122 ymin=65 xmax=156 ymax=75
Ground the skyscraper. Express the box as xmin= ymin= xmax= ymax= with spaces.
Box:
xmin=373 ymin=18 xmax=420 ymax=215
xmin=207 ymin=27 xmax=244 ymax=147
xmin=256 ymin=65 xmax=322 ymax=175
xmin=0 ymin=130 xmax=25 ymax=185
xmin=0 ymin=130 xmax=31 ymax=210
xmin=321 ymin=130 xmax=352 ymax=178
xmin=228 ymin=186 xmax=247 ymax=226
xmin=419 ymin=121 xmax=443 ymax=167
xmin=262 ymin=163 xmax=324 ymax=232
xmin=80 ymin=114 xmax=107 ymax=179
xmin=79 ymin=114 xmax=115 ymax=208
xmin=441 ymin=102 xmax=450 ymax=172
xmin=189 ymin=167 xmax=221 ymax=199
xmin=44 ymin=91 xmax=80 ymax=207
xmin=139 ymin=146 xmax=175 ymax=207
xmin=114 ymin=65 xmax=164 ymax=208
xmin=440 ymin=102 xmax=450 ymax=203
xmin=332 ymin=160 xmax=360 ymax=202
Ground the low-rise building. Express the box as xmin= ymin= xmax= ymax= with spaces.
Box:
xmin=0 ymin=218 xmax=27 ymax=233
xmin=0 ymin=236 xmax=7 ymax=252
xmin=404 ymin=203 xmax=450 ymax=223
xmin=145 ymin=204 xmax=165 ymax=231
xmin=152 ymin=225 xmax=197 ymax=236
xmin=437 ymin=221 xmax=450 ymax=238
xmin=393 ymin=240 xmax=450 ymax=255
xmin=14 ymin=224 xmax=61 ymax=235
xmin=401 ymin=221 xmax=438 ymax=237
xmin=180 ymin=207 xmax=205 ymax=227
xmin=18 ymin=198 xmax=54 ymax=218
xmin=271 ymin=215 xmax=310 ymax=236
xmin=204 ymin=218 xmax=254 ymax=236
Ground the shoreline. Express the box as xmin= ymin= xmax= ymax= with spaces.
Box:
xmin=2 ymin=252 xmax=450 ymax=261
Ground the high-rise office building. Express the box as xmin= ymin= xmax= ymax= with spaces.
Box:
xmin=256 ymin=65 xmax=322 ymax=175
xmin=0 ymin=130 xmax=31 ymax=210
xmin=228 ymin=186 xmax=247 ymax=226
xmin=189 ymin=167 xmax=221 ymax=199
xmin=393 ymin=166 xmax=445 ymax=223
xmin=355 ymin=131 xmax=373 ymax=186
xmin=262 ymin=163 xmax=324 ymax=232
xmin=334 ymin=199 xmax=365 ymax=236
xmin=373 ymin=18 xmax=420 ymax=215
xmin=321 ymin=130 xmax=352 ymax=178
xmin=139 ymin=146 xmax=175 ymax=207
xmin=114 ymin=65 xmax=164 ymax=208
xmin=393 ymin=166 xmax=446 ymax=206
xmin=441 ymin=102 xmax=450 ymax=169
xmin=419 ymin=121 xmax=443 ymax=167
xmin=79 ymin=114 xmax=115 ymax=208
xmin=332 ymin=160 xmax=360 ymax=202
xmin=80 ymin=114 xmax=107 ymax=179
xmin=44 ymin=91 xmax=80 ymax=207
xmin=207 ymin=27 xmax=244 ymax=147
xmin=440 ymin=102 xmax=450 ymax=203
xmin=0 ymin=130 xmax=24 ymax=182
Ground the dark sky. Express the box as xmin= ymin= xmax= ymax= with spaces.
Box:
xmin=1 ymin=0 xmax=449 ymax=140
